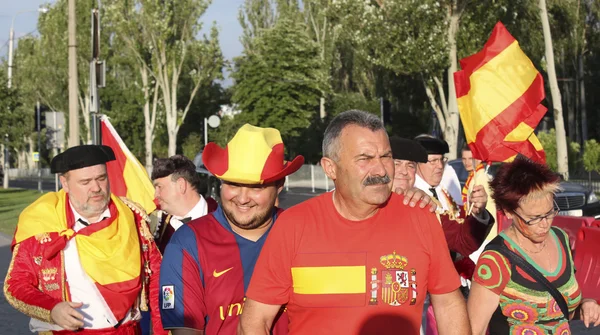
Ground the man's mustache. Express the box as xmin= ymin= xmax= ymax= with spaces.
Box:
xmin=364 ymin=174 xmax=391 ymax=186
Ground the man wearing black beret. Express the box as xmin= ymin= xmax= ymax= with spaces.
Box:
xmin=4 ymin=145 xmax=167 ymax=334
xmin=393 ymin=135 xmax=493 ymax=335
xmin=389 ymin=136 xmax=491 ymax=262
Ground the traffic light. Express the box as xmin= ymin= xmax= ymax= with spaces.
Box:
xmin=34 ymin=105 xmax=49 ymax=131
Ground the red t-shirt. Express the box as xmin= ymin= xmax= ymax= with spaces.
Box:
xmin=246 ymin=192 xmax=460 ymax=335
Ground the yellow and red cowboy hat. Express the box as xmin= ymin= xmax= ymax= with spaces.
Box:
xmin=202 ymin=124 xmax=304 ymax=184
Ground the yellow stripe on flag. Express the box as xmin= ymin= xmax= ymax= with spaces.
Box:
xmin=459 ymin=40 xmax=539 ymax=143
xmin=123 ymin=158 xmax=156 ymax=213
xmin=292 ymin=266 xmax=366 ymax=294
xmin=504 ymin=123 xmax=534 ymax=142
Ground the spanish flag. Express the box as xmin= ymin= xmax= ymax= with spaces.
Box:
xmin=100 ymin=115 xmax=156 ymax=214
xmin=454 ymin=22 xmax=546 ymax=163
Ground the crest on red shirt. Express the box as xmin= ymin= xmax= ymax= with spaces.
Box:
xmin=369 ymin=251 xmax=417 ymax=306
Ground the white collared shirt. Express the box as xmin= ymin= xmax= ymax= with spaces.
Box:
xmin=30 ymin=203 xmax=138 ymax=332
xmin=169 ymin=196 xmax=208 ymax=231
xmin=414 ymin=175 xmax=453 ymax=214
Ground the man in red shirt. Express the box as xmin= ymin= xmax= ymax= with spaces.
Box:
xmin=239 ymin=110 xmax=470 ymax=335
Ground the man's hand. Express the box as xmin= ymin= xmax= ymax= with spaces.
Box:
xmin=581 ymin=299 xmax=600 ymax=328
xmin=50 ymin=301 xmax=84 ymax=331
xmin=394 ymin=187 xmax=437 ymax=213
xmin=468 ymin=185 xmax=488 ymax=216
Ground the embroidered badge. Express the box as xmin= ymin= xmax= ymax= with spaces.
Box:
xmin=35 ymin=233 xmax=52 ymax=244
xmin=41 ymin=268 xmax=58 ymax=282
xmin=44 ymin=283 xmax=59 ymax=291
xmin=369 ymin=251 xmax=417 ymax=306
xmin=162 ymin=285 xmax=175 ymax=309
xmin=33 ymin=256 xmax=42 ymax=266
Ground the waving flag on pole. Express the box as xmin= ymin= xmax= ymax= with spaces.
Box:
xmin=100 ymin=115 xmax=156 ymax=214
xmin=454 ymin=22 xmax=546 ymax=163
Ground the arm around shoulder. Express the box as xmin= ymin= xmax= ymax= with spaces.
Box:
xmin=237 ymin=298 xmax=282 ymax=335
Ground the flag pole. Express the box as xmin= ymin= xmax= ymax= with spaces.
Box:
xmin=467 ymin=161 xmax=491 ymax=216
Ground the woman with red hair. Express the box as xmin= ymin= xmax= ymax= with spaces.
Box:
xmin=467 ymin=156 xmax=600 ymax=334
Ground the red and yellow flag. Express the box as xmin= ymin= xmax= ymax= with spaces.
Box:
xmin=101 ymin=115 xmax=156 ymax=214
xmin=454 ymin=22 xmax=546 ymax=163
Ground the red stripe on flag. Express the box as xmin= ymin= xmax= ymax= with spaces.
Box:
xmin=484 ymin=74 xmax=546 ymax=137
xmin=470 ymin=75 xmax=547 ymax=163
xmin=455 ymin=22 xmax=516 ymax=98
xmin=96 ymin=275 xmax=141 ymax=321
xmin=101 ymin=121 xmax=128 ymax=197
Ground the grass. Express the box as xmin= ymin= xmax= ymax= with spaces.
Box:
xmin=0 ymin=189 xmax=45 ymax=237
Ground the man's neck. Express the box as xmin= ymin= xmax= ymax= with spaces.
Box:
xmin=172 ymin=194 xmax=201 ymax=217
xmin=333 ymin=191 xmax=380 ymax=221
xmin=415 ymin=174 xmax=436 ymax=190
xmin=228 ymin=215 xmax=274 ymax=242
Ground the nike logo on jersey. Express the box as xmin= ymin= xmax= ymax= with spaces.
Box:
xmin=213 ymin=267 xmax=234 ymax=277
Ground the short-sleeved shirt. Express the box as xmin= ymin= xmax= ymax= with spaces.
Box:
xmin=246 ymin=192 xmax=460 ymax=335
xmin=159 ymin=206 xmax=287 ymax=335
xmin=473 ymin=227 xmax=582 ymax=334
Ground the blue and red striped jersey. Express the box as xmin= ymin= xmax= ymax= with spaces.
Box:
xmin=159 ymin=206 xmax=287 ymax=334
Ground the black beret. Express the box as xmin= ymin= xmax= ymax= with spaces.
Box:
xmin=51 ymin=145 xmax=116 ymax=173
xmin=390 ymin=136 xmax=428 ymax=163
xmin=414 ymin=136 xmax=449 ymax=155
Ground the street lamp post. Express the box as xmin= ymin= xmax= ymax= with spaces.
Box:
xmin=4 ymin=6 xmax=49 ymax=189
xmin=204 ymin=115 xmax=221 ymax=147
xmin=7 ymin=6 xmax=49 ymax=88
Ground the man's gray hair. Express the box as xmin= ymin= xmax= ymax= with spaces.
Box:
xmin=322 ymin=110 xmax=385 ymax=160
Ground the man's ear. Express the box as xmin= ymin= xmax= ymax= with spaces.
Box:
xmin=176 ymin=177 xmax=187 ymax=193
xmin=503 ymin=210 xmax=513 ymax=220
xmin=276 ymin=179 xmax=285 ymax=196
xmin=321 ymin=157 xmax=337 ymax=180
xmin=59 ymin=175 xmax=69 ymax=192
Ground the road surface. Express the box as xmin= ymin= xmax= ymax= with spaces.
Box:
xmin=0 ymin=181 xmax=322 ymax=334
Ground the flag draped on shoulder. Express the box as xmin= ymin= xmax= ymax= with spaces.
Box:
xmin=100 ymin=115 xmax=156 ymax=214
xmin=454 ymin=22 xmax=546 ymax=163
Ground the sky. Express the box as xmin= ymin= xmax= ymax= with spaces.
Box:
xmin=0 ymin=0 xmax=245 ymax=85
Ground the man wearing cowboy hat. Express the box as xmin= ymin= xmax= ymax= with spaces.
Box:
xmin=4 ymin=145 xmax=166 ymax=334
xmin=158 ymin=124 xmax=299 ymax=335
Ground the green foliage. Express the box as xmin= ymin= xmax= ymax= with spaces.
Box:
xmin=583 ymin=139 xmax=600 ymax=173
xmin=182 ymin=133 xmax=203 ymax=159
xmin=0 ymin=189 xmax=46 ymax=236
xmin=0 ymin=67 xmax=28 ymax=152
xmin=209 ymin=115 xmax=249 ymax=148
xmin=231 ymin=16 xmax=329 ymax=157
xmin=14 ymin=0 xmax=97 ymax=125
xmin=538 ymin=129 xmax=580 ymax=172
xmin=327 ymin=93 xmax=379 ymax=118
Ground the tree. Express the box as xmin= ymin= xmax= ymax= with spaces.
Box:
xmin=14 ymin=0 xmax=97 ymax=145
xmin=231 ymin=16 xmax=329 ymax=158
xmin=332 ymin=0 xmax=547 ymax=158
xmin=583 ymin=139 xmax=600 ymax=175
xmin=104 ymin=0 xmax=164 ymax=171
xmin=539 ymin=0 xmax=569 ymax=179
xmin=0 ymin=66 xmax=27 ymax=172
xmin=104 ymin=0 xmax=224 ymax=157
xmin=538 ymin=129 xmax=580 ymax=173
